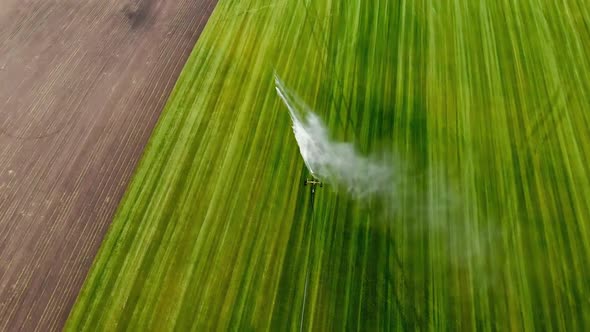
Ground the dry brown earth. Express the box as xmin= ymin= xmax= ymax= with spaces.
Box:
xmin=0 ymin=0 xmax=217 ymax=330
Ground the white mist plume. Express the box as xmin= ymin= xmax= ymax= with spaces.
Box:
xmin=274 ymin=74 xmax=394 ymax=198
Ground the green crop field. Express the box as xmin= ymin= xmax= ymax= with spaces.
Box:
xmin=66 ymin=0 xmax=590 ymax=330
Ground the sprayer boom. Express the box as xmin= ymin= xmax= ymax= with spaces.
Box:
xmin=304 ymin=179 xmax=321 ymax=186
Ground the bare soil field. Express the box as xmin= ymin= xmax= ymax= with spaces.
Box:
xmin=0 ymin=0 xmax=217 ymax=330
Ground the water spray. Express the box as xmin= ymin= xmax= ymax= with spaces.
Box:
xmin=274 ymin=73 xmax=394 ymax=199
